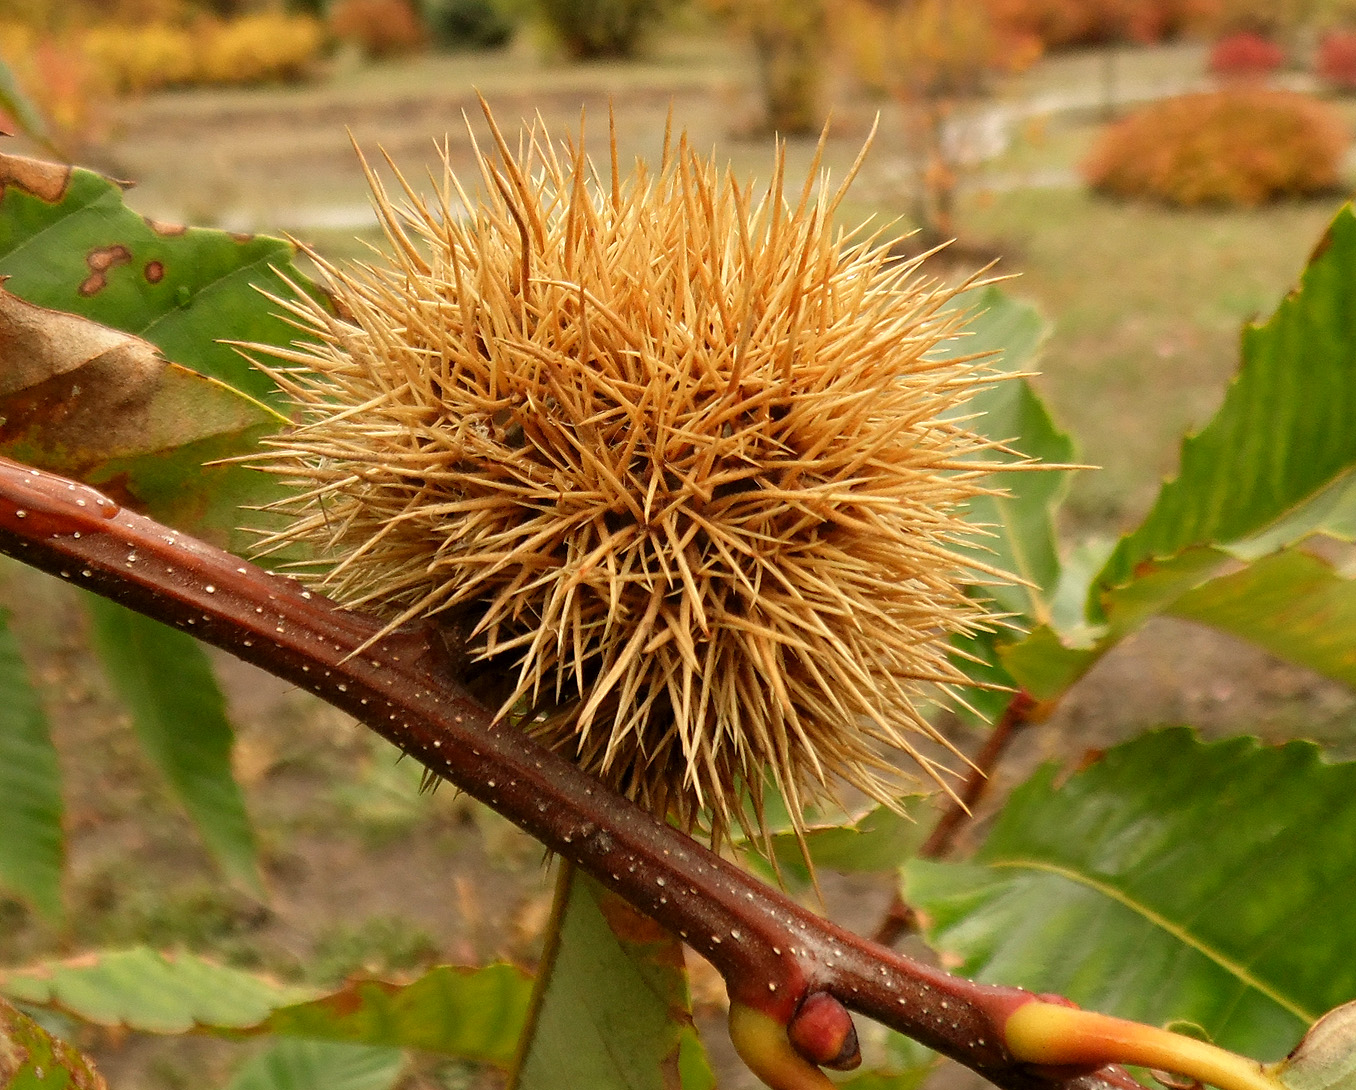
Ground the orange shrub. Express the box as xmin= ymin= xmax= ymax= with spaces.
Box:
xmin=984 ymin=0 xmax=1094 ymax=46
xmin=1082 ymin=88 xmax=1348 ymax=207
xmin=1317 ymin=30 xmax=1356 ymax=91
xmin=328 ymin=0 xmax=426 ymax=58
xmin=0 ymin=5 xmax=323 ymax=139
xmin=0 ymin=0 xmax=191 ymax=30
xmin=1207 ymin=30 xmax=1284 ymax=77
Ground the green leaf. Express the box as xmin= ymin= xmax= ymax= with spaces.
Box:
xmin=0 ymin=151 xmax=315 ymax=407
xmin=955 ymin=284 xmax=1049 ymax=378
xmin=1002 ymin=541 xmax=1356 ymax=701
xmin=947 ymin=626 xmax=1020 ymax=725
xmin=266 ymin=964 xmax=532 ymax=1065
xmin=678 ymin=1032 xmax=717 ymax=1090
xmin=0 ymin=949 xmax=307 ymax=1034
xmin=510 ymin=865 xmax=714 ymax=1090
xmin=84 ymin=598 xmax=261 ymax=894
xmin=947 ymin=286 xmax=1073 ymax=624
xmin=905 ymin=729 xmax=1356 ymax=1061
xmin=995 ymin=623 xmax=1095 ymax=702
xmin=0 ymin=608 xmax=63 ymax=922
xmin=1169 ymin=549 xmax=1356 ymax=688
xmin=225 ymin=1041 xmax=403 ymax=1090
xmin=1000 ymin=545 xmax=1225 ymax=697
xmin=753 ymin=803 xmax=927 ymax=889
xmin=0 ymin=993 xmax=106 ymax=1089
xmin=934 ymin=288 xmax=1072 ymax=709
xmin=788 ymin=804 xmax=926 ymax=874
xmin=88 ymin=424 xmax=288 ymax=553
xmin=1093 ymin=205 xmax=1356 ymax=613
xmin=1230 ymin=473 xmax=1356 ymax=561
xmin=995 ymin=208 xmax=1356 ymax=701
xmin=733 ymin=779 xmax=927 ymax=887
xmin=0 ymin=948 xmax=531 ymax=1066
xmin=0 ymin=288 xmax=278 ymax=466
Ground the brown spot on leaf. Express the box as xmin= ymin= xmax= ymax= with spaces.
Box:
xmin=79 ymin=245 xmax=132 ymax=296
xmin=309 ymin=978 xmax=401 ymax=1020
xmin=0 ymin=1008 xmax=27 ymax=1083
xmin=0 ymin=152 xmax=72 ymax=204
xmin=143 ymin=216 xmax=187 ymax=237
xmin=1131 ymin=558 xmax=1158 ymax=580
xmin=50 ymin=1034 xmax=109 ymax=1090
xmin=144 ymin=260 xmax=165 ymax=283
xmin=1076 ymin=747 xmax=1107 ymax=772
xmin=597 ymin=887 xmax=679 ymax=953
xmin=661 ymin=1040 xmax=683 ymax=1090
xmin=0 ymin=287 xmax=264 ymax=482
xmin=231 ymin=231 xmax=255 ymax=244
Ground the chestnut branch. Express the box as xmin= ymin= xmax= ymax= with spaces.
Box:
xmin=0 ymin=454 xmax=1143 ymax=1090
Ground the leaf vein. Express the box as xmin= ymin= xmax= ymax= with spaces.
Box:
xmin=989 ymin=858 xmax=1313 ymax=1023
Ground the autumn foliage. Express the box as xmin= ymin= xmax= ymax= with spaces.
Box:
xmin=1083 ymin=88 xmax=1348 ymax=206
xmin=0 ymin=11 xmax=324 ymax=138
xmin=981 ymin=0 xmax=1221 ymax=48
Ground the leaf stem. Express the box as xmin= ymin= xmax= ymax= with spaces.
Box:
xmin=921 ymin=690 xmax=1039 ymax=858
xmin=0 ymin=456 xmax=1139 ymax=1090
xmin=505 ymin=860 xmax=574 ymax=1090
xmin=730 ymin=1003 xmax=836 ymax=1090
xmin=874 ymin=690 xmax=1037 ymax=945
xmin=1005 ymin=1003 xmax=1283 ymax=1090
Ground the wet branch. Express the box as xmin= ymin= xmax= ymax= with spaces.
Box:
xmin=0 ymin=455 xmax=1140 ymax=1090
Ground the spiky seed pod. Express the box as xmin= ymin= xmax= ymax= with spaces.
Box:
xmin=249 ymin=107 xmax=1016 ymax=850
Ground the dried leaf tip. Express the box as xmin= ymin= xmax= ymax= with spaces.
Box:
xmin=247 ymin=105 xmax=1023 ymax=852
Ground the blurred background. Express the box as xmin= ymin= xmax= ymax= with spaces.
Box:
xmin=4 ymin=2 xmax=1356 ymax=1088
xmin=4 ymin=0 xmax=1353 ymax=528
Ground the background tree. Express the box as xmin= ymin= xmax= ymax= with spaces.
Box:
xmin=702 ymin=0 xmax=828 ymax=134
xmin=532 ymin=0 xmax=673 ymax=59
xmin=841 ymin=0 xmax=1008 ymax=243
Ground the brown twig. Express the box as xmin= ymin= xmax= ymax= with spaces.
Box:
xmin=873 ymin=691 xmax=1038 ymax=946
xmin=0 ymin=456 xmax=1138 ymax=1090
xmin=920 ymin=691 xmax=1039 ymax=860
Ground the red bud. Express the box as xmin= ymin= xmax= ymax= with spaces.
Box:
xmin=788 ymin=993 xmax=862 ymax=1071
